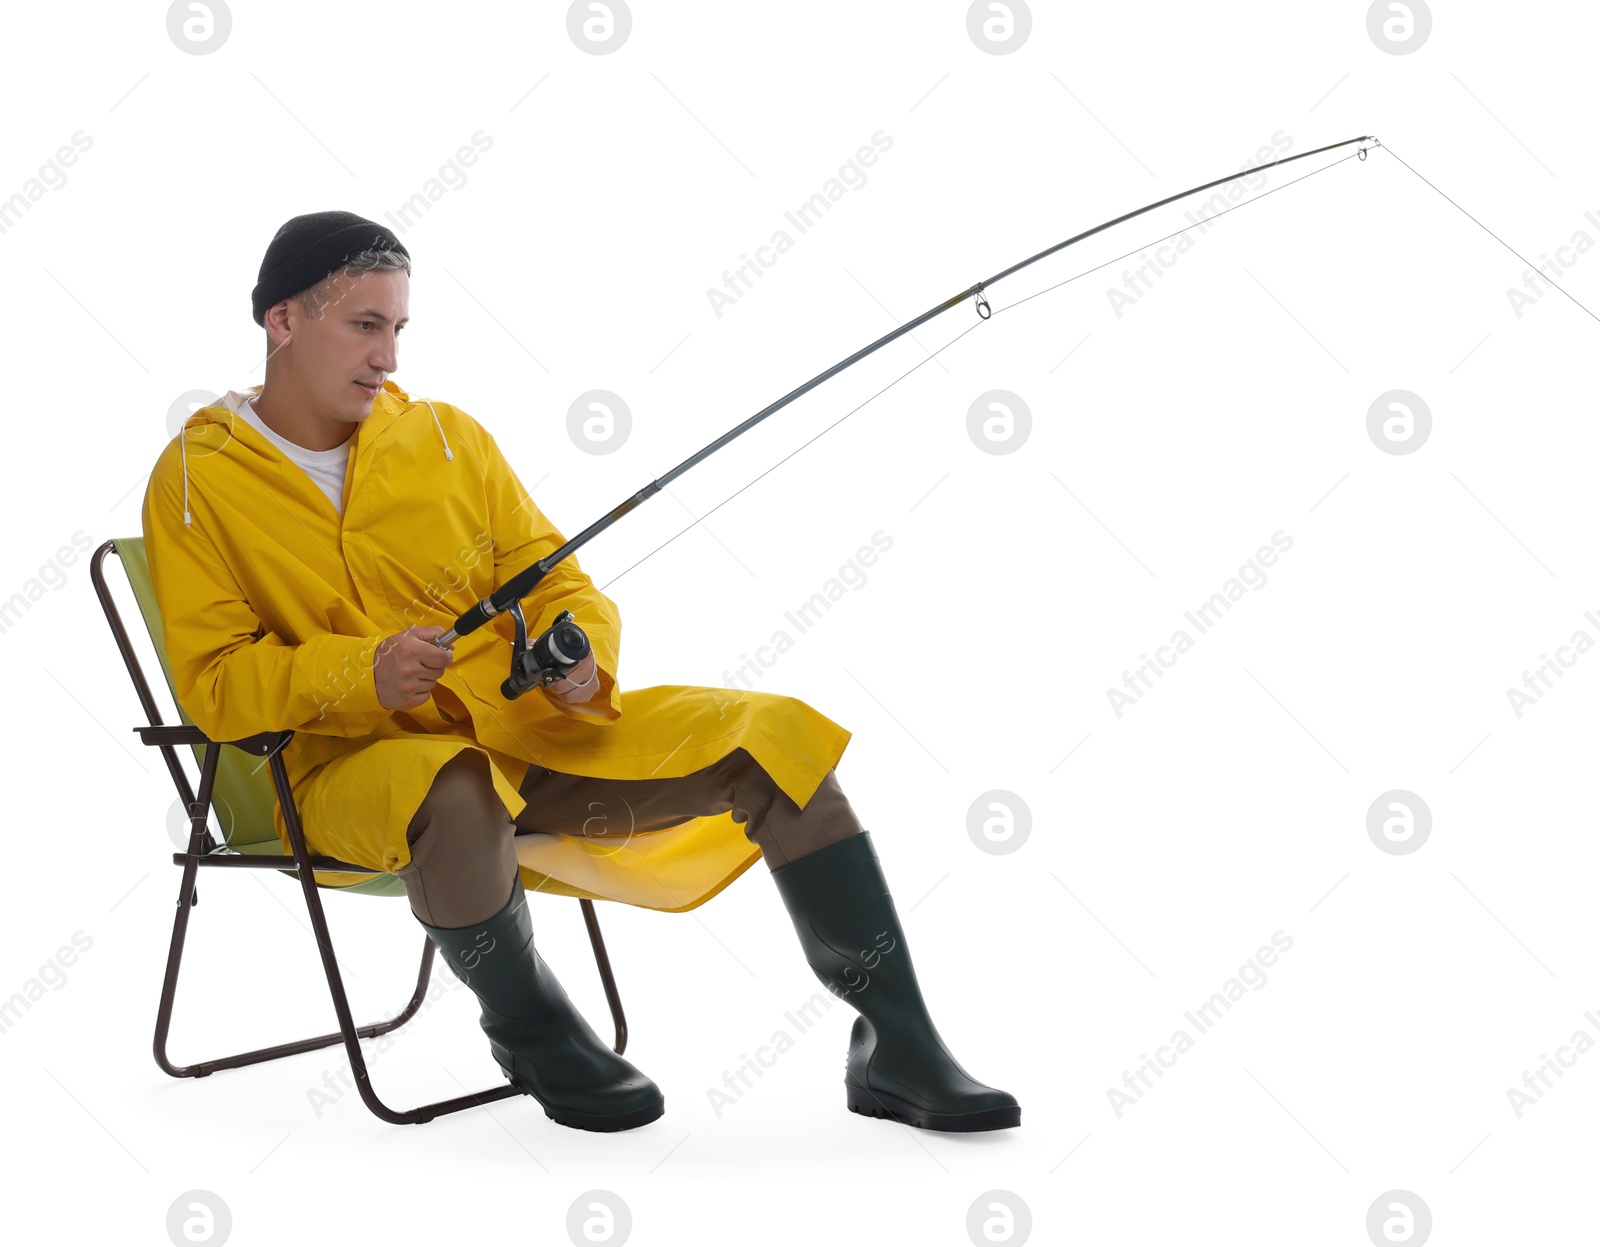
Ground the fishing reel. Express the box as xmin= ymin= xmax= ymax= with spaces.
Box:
xmin=501 ymin=603 xmax=592 ymax=701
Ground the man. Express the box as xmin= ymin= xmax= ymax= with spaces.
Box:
xmin=141 ymin=210 xmax=1020 ymax=1134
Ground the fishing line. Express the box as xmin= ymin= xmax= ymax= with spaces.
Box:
xmin=598 ymin=146 xmax=1373 ymax=591
xmin=598 ymin=314 xmax=990 ymax=591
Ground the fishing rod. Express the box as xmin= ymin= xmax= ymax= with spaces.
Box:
xmin=436 ymin=133 xmax=1380 ymax=698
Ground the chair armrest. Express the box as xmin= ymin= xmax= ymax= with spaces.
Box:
xmin=134 ymin=725 xmax=295 ymax=756
xmin=173 ymin=849 xmax=383 ymax=873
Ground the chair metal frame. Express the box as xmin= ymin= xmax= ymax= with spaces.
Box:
xmin=91 ymin=539 xmax=631 ymax=1125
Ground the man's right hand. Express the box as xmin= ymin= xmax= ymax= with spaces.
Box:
xmin=374 ymin=625 xmax=455 ymax=711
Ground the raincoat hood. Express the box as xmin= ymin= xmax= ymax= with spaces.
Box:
xmin=176 ymin=380 xmax=453 ymax=527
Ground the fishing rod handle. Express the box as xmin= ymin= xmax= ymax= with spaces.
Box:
xmin=433 ymin=596 xmax=498 ymax=648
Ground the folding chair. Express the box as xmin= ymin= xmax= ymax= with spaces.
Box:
xmin=91 ymin=537 xmax=630 ymax=1125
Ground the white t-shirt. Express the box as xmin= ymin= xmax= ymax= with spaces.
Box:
xmin=234 ymin=399 xmax=353 ymax=516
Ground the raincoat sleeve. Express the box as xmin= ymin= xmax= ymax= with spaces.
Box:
xmin=479 ymin=426 xmax=623 ymax=723
xmin=141 ymin=458 xmax=392 ymax=743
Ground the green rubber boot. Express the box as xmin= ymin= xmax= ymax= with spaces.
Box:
xmin=420 ymin=880 xmax=663 ymax=1132
xmin=770 ymin=830 xmax=1020 ymax=1131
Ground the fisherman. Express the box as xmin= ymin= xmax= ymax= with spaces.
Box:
xmin=140 ymin=210 xmax=1019 ymax=1133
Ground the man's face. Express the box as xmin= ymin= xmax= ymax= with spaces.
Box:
xmin=272 ymin=266 xmax=410 ymax=424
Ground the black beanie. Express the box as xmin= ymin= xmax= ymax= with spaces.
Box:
xmin=251 ymin=210 xmax=410 ymax=327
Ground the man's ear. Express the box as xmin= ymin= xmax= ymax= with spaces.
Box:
xmin=264 ymin=301 xmax=295 ymax=349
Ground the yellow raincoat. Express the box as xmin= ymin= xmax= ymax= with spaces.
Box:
xmin=140 ymin=380 xmax=853 ymax=910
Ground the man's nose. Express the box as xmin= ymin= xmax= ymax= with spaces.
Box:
xmin=372 ymin=330 xmax=399 ymax=372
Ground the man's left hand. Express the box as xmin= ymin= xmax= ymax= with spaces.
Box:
xmin=544 ymin=652 xmax=600 ymax=705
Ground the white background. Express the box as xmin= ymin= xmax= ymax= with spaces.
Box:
xmin=2 ymin=1 xmax=1596 ymax=1244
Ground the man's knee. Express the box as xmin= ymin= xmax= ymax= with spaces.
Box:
xmin=407 ymin=749 xmax=511 ymax=846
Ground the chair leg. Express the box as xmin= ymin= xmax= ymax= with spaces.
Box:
xmin=271 ymin=751 xmax=519 ymax=1125
xmin=152 ymin=864 xmax=441 ymax=1080
xmin=153 ymin=739 xmax=441 ymax=1081
xmin=580 ymin=899 xmax=630 ymax=1055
